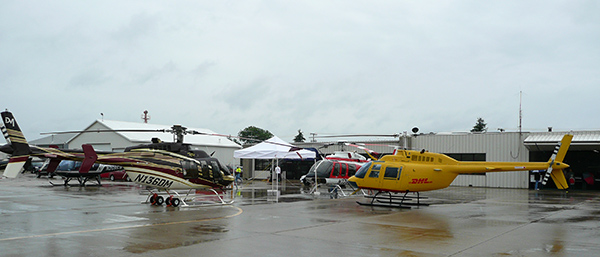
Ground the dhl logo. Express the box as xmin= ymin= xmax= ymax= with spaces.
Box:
xmin=409 ymin=178 xmax=433 ymax=184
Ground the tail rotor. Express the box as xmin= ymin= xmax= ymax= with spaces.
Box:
xmin=541 ymin=134 xmax=573 ymax=190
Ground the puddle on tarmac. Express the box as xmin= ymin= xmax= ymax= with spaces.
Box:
xmin=123 ymin=223 xmax=229 ymax=253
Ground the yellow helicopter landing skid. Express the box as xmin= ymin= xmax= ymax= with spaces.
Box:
xmin=357 ymin=191 xmax=429 ymax=209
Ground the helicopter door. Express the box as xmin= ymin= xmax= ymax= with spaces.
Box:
xmin=210 ymin=161 xmax=223 ymax=180
xmin=331 ymin=162 xmax=341 ymax=178
xmin=364 ymin=162 xmax=383 ymax=188
xmin=347 ymin=164 xmax=357 ymax=177
xmin=380 ymin=166 xmax=402 ymax=190
xmin=341 ymin=163 xmax=349 ymax=178
xmin=181 ymin=160 xmax=199 ymax=179
xmin=199 ymin=161 xmax=210 ymax=179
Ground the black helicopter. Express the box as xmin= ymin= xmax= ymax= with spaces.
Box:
xmin=2 ymin=112 xmax=236 ymax=192
xmin=1 ymin=110 xmax=238 ymax=207
xmin=41 ymin=124 xmax=235 ymax=176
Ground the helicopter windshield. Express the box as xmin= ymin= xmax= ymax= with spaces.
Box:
xmin=219 ymin=161 xmax=232 ymax=175
xmin=354 ymin=161 xmax=372 ymax=178
xmin=306 ymin=160 xmax=333 ymax=178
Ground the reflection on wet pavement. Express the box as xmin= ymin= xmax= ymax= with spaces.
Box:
xmin=1 ymin=175 xmax=600 ymax=256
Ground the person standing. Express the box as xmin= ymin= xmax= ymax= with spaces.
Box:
xmin=533 ymin=170 xmax=541 ymax=190
xmin=275 ymin=165 xmax=281 ymax=182
xmin=235 ymin=166 xmax=242 ymax=182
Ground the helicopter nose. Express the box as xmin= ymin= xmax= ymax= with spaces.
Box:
xmin=347 ymin=176 xmax=359 ymax=188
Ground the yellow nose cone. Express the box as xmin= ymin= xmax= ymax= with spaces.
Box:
xmin=348 ymin=176 xmax=359 ymax=188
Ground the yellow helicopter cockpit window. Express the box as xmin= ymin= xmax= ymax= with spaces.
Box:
xmin=354 ymin=162 xmax=372 ymax=178
xmin=368 ymin=163 xmax=382 ymax=178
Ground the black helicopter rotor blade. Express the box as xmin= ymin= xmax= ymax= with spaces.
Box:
xmin=41 ymin=129 xmax=169 ymax=135
xmin=312 ymin=134 xmax=400 ymax=138
xmin=188 ymin=130 xmax=298 ymax=148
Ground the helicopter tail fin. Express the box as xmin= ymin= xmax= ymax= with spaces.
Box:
xmin=345 ymin=143 xmax=379 ymax=160
xmin=80 ymin=144 xmax=98 ymax=174
xmin=542 ymin=134 xmax=573 ymax=190
xmin=1 ymin=111 xmax=31 ymax=178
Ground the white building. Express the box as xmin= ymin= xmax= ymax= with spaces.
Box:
xmin=31 ymin=120 xmax=242 ymax=167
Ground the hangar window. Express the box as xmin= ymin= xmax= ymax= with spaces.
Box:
xmin=446 ymin=153 xmax=486 ymax=175
xmin=254 ymin=159 xmax=271 ymax=171
xmin=446 ymin=153 xmax=486 ymax=162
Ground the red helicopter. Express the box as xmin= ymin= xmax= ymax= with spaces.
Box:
xmin=300 ymin=141 xmax=392 ymax=186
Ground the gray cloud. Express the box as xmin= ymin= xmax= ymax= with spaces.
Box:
xmin=1 ymin=0 xmax=599 ymax=142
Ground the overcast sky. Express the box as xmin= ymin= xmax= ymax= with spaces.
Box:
xmin=2 ymin=1 xmax=599 ymax=143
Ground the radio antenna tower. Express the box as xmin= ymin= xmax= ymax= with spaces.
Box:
xmin=518 ymin=91 xmax=522 ymax=135
xmin=511 ymin=91 xmax=523 ymax=159
xmin=141 ymin=110 xmax=151 ymax=123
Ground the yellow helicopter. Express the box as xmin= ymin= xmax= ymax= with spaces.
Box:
xmin=348 ymin=134 xmax=573 ymax=208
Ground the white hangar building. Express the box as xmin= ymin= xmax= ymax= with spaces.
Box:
xmin=31 ymin=120 xmax=242 ymax=167
xmin=297 ymin=130 xmax=600 ymax=190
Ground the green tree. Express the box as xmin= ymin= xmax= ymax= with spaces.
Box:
xmin=293 ymin=129 xmax=306 ymax=143
xmin=471 ymin=117 xmax=487 ymax=132
xmin=237 ymin=126 xmax=274 ymax=146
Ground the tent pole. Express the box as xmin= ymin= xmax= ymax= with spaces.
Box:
xmin=313 ymin=159 xmax=319 ymax=195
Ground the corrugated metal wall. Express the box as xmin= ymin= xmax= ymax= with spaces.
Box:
xmin=412 ymin=132 xmax=531 ymax=188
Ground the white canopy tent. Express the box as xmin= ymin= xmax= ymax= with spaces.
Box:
xmin=233 ymin=136 xmax=316 ymax=160
xmin=234 ymin=136 xmax=316 ymax=198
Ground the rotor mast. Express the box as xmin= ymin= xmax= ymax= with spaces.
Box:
xmin=171 ymin=125 xmax=186 ymax=143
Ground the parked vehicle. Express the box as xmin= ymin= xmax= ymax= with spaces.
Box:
xmin=100 ymin=169 xmax=130 ymax=181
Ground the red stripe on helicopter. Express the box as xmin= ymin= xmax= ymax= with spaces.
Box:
xmin=9 ymin=156 xmax=29 ymax=163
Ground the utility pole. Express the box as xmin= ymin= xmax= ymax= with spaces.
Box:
xmin=310 ymin=133 xmax=317 ymax=142
xmin=141 ymin=110 xmax=151 ymax=123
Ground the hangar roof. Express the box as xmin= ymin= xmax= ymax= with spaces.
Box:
xmin=524 ymin=131 xmax=600 ymax=151
xmin=73 ymin=120 xmax=241 ymax=149
xmin=525 ymin=131 xmax=600 ymax=144
xmin=30 ymin=133 xmax=75 ymax=146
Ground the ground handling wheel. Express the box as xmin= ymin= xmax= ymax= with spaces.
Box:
xmin=171 ymin=198 xmax=181 ymax=207
xmin=155 ymin=196 xmax=164 ymax=205
xmin=165 ymin=196 xmax=181 ymax=207
xmin=150 ymin=193 xmax=164 ymax=206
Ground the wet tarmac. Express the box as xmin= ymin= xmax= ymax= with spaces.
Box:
xmin=1 ymin=175 xmax=599 ymax=256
